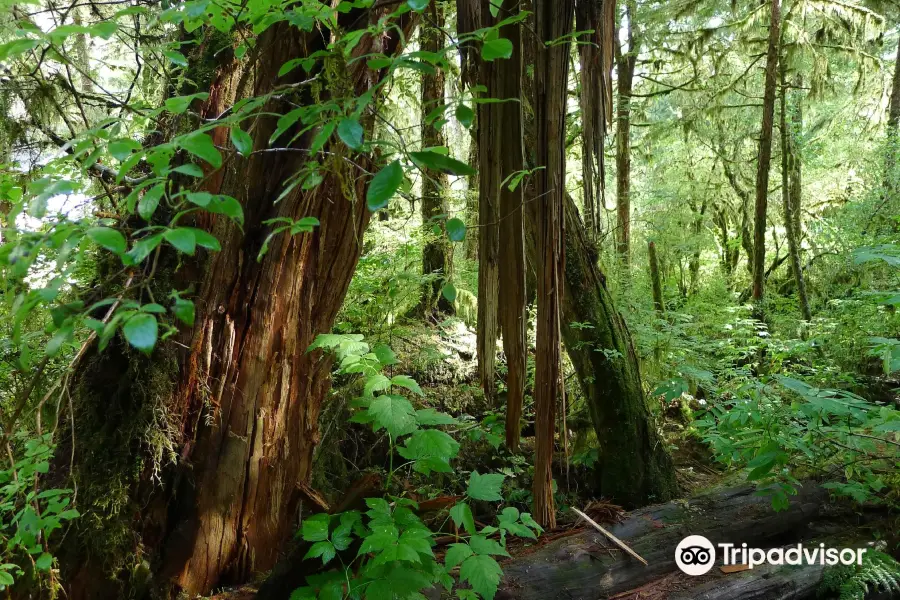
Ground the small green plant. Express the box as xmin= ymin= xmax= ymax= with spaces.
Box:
xmin=0 ymin=434 xmax=79 ymax=591
xmin=296 ymin=334 xmax=542 ymax=600
xmin=819 ymin=549 xmax=900 ymax=600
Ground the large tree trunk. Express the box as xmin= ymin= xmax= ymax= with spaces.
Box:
xmin=531 ymin=0 xmax=575 ymax=529
xmin=751 ymin=0 xmax=781 ymax=303
xmin=419 ymin=1 xmax=453 ymax=316
xmin=615 ymin=1 xmax=637 ymax=269
xmin=62 ymin=11 xmax=415 ymax=599
xmin=559 ymin=196 xmax=676 ymax=506
xmin=781 ymin=69 xmax=812 ymax=321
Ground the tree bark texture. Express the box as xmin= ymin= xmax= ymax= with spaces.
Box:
xmin=62 ymin=10 xmax=416 ymax=599
xmin=496 ymin=483 xmax=868 ymax=600
xmin=648 ymin=240 xmax=664 ymax=314
xmin=615 ymin=1 xmax=637 ymax=268
xmin=558 ymin=198 xmax=676 ymax=506
xmin=575 ymin=0 xmax=615 ymax=240
xmin=419 ymin=1 xmax=453 ymax=315
xmin=491 ymin=0 xmax=528 ymax=452
xmin=781 ymin=69 xmax=811 ymax=321
xmin=531 ymin=0 xmax=574 ymax=529
xmin=884 ymin=38 xmax=900 ymax=201
xmin=751 ymin=0 xmax=781 ymax=303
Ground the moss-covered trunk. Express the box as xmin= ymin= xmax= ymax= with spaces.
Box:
xmin=559 ymin=195 xmax=676 ymax=506
xmin=61 ymin=10 xmax=414 ymax=599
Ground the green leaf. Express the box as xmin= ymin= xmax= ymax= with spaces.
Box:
xmin=304 ymin=540 xmax=336 ymax=565
xmin=163 ymin=49 xmax=188 ymax=67
xmin=469 ymin=535 xmax=510 ymax=557
xmin=164 ymin=228 xmax=197 ymax=255
xmin=455 ymin=104 xmax=475 ymax=128
xmin=337 ymin=119 xmax=364 ymax=150
xmin=0 ymin=570 xmax=13 ymax=586
xmin=460 ymin=554 xmax=503 ymax=599
xmin=488 ymin=0 xmax=501 ymax=17
xmin=444 ymin=543 xmax=473 ymax=569
xmin=410 ymin=151 xmax=476 ymax=176
xmin=125 ymin=234 xmax=163 ymax=264
xmin=373 ymin=343 xmax=398 ymax=366
xmin=34 ymin=553 xmax=52 ymax=571
xmin=446 ymin=217 xmax=466 ymax=242
xmin=207 ymin=195 xmax=244 ymax=225
xmin=482 ymin=38 xmax=513 ymax=61
xmin=87 ymin=227 xmax=126 ymax=254
xmin=467 ymin=471 xmax=504 ymax=501
xmin=230 ymin=127 xmax=253 ymax=155
xmin=369 ymin=394 xmax=418 ymax=438
xmin=366 ymin=160 xmax=403 ymax=212
xmin=0 ymin=38 xmax=40 ymax=61
xmin=449 ymin=502 xmax=476 ymax=534
xmin=408 ymin=0 xmax=429 ymax=10
xmin=391 ymin=374 xmax=423 ymax=396
xmin=164 ymin=92 xmax=209 ymax=114
xmin=364 ymin=374 xmax=391 ymax=397
xmin=108 ymin=139 xmax=141 ymax=161
xmin=138 ymin=184 xmax=164 ymax=221
xmin=173 ymin=164 xmax=204 ymax=178
xmin=397 ymin=429 xmax=460 ymax=474
xmin=123 ymin=313 xmax=158 ymax=353
xmin=301 ymin=513 xmax=330 ymax=542
xmin=442 ymin=282 xmax=457 ymax=303
xmin=188 ymin=228 xmax=221 ymax=251
xmin=415 ymin=408 xmax=458 ymax=426
xmin=179 ymin=132 xmax=222 ymax=168
xmin=173 ymin=298 xmax=195 ymax=326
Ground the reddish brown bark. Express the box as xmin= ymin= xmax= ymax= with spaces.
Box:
xmin=532 ymin=0 xmax=574 ymax=529
xmin=493 ymin=0 xmax=528 ymax=452
xmin=615 ymin=1 xmax=637 ymax=268
xmin=63 ymin=10 xmax=416 ymax=599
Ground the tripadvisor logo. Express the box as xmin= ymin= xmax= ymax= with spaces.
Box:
xmin=675 ymin=535 xmax=716 ymax=576
xmin=675 ymin=535 xmax=868 ymax=576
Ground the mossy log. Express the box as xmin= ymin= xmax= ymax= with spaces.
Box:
xmin=496 ymin=483 xmax=841 ymax=600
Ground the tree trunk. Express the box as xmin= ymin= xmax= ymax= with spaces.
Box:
xmin=884 ymin=38 xmax=900 ymax=200
xmin=531 ymin=0 xmax=574 ymax=529
xmin=575 ymin=0 xmax=615 ymax=240
xmin=781 ymin=69 xmax=812 ymax=321
xmin=751 ymin=0 xmax=781 ymax=303
xmin=649 ymin=240 xmax=664 ymax=315
xmin=476 ymin=12 xmax=501 ymax=405
xmin=615 ymin=1 xmax=636 ymax=269
xmin=492 ymin=0 xmax=528 ymax=453
xmin=419 ymin=1 xmax=453 ymax=316
xmin=61 ymin=11 xmax=416 ymax=599
xmin=558 ymin=197 xmax=676 ymax=506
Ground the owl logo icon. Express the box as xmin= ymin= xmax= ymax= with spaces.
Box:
xmin=675 ymin=535 xmax=716 ymax=576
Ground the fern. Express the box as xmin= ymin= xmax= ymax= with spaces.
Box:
xmin=819 ymin=550 xmax=900 ymax=600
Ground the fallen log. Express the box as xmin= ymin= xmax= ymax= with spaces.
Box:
xmin=496 ymin=483 xmax=866 ymax=600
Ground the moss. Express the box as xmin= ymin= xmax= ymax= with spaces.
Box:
xmin=60 ymin=337 xmax=181 ymax=589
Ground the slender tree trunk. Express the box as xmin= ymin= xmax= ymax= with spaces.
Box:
xmin=62 ymin=11 xmax=416 ymax=599
xmin=751 ymin=0 xmax=781 ymax=303
xmin=465 ymin=131 xmax=479 ymax=261
xmin=525 ymin=198 xmax=676 ymax=506
xmin=493 ymin=0 xmax=528 ymax=452
xmin=649 ymin=240 xmax=664 ymax=315
xmin=419 ymin=1 xmax=453 ymax=316
xmin=575 ymin=0 xmax=615 ymax=240
xmin=781 ymin=68 xmax=812 ymax=321
xmin=687 ymin=200 xmax=706 ymax=295
xmin=531 ymin=0 xmax=574 ymax=529
xmin=476 ymin=18 xmax=501 ymax=405
xmin=615 ymin=1 xmax=636 ymax=268
xmin=884 ymin=38 xmax=900 ymax=199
